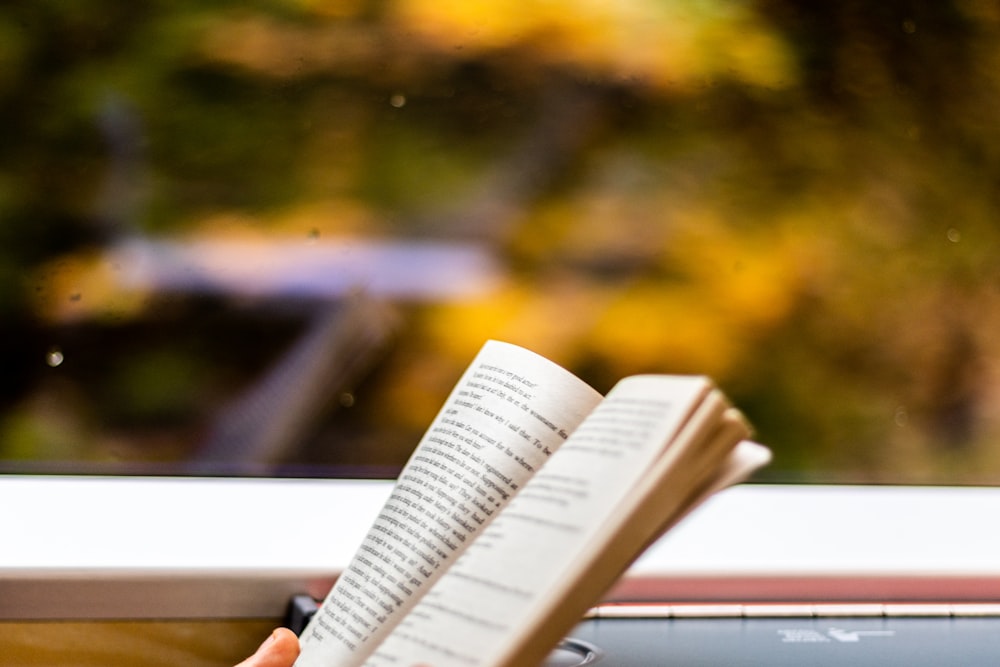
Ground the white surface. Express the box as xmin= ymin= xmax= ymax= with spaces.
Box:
xmin=0 ymin=475 xmax=389 ymax=573
xmin=0 ymin=475 xmax=392 ymax=619
xmin=2 ymin=477 xmax=999 ymax=618
xmin=636 ymin=484 xmax=1000 ymax=576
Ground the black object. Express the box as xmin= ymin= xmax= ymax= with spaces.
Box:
xmin=284 ymin=594 xmax=319 ymax=636
xmin=569 ymin=615 xmax=1000 ymax=666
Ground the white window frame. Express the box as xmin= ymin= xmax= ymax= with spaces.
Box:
xmin=3 ymin=478 xmax=1000 ymax=620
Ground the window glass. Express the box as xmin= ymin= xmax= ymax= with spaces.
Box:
xmin=3 ymin=1 xmax=998 ymax=483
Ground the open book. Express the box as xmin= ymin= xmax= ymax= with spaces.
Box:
xmin=295 ymin=340 xmax=770 ymax=667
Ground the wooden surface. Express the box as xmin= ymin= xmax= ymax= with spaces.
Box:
xmin=0 ymin=619 xmax=280 ymax=667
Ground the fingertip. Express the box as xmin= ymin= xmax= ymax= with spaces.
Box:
xmin=241 ymin=627 xmax=301 ymax=667
xmin=270 ymin=627 xmax=299 ymax=645
xmin=268 ymin=628 xmax=302 ymax=661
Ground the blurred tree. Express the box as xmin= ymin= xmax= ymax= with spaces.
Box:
xmin=1 ymin=0 xmax=999 ymax=482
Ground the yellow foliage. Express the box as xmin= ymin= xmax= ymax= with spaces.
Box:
xmin=291 ymin=0 xmax=368 ymax=19
xmin=586 ymin=209 xmax=814 ymax=379
xmin=664 ymin=209 xmax=809 ymax=330
xmin=192 ymin=199 xmax=383 ymax=240
xmin=508 ymin=189 xmax=818 ymax=382
xmin=512 ymin=190 xmax=675 ymax=265
xmin=197 ymin=12 xmax=378 ymax=79
xmin=589 ymin=285 xmax=743 ymax=377
xmin=388 ymin=0 xmax=796 ymax=90
xmin=422 ymin=276 xmax=609 ymax=359
xmin=31 ymin=250 xmax=149 ymax=324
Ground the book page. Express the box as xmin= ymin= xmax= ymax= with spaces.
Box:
xmin=361 ymin=375 xmax=727 ymax=667
xmin=490 ymin=404 xmax=765 ymax=667
xmin=295 ymin=341 xmax=603 ymax=667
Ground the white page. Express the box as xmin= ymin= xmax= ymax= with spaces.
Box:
xmin=362 ymin=375 xmax=712 ymax=667
xmin=295 ymin=341 xmax=603 ymax=667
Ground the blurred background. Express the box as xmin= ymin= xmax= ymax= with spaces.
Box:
xmin=2 ymin=0 xmax=999 ymax=483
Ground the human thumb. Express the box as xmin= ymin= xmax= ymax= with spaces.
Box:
xmin=236 ymin=628 xmax=301 ymax=667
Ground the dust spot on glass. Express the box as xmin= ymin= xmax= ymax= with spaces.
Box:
xmin=902 ymin=19 xmax=917 ymax=34
xmin=894 ymin=406 xmax=908 ymax=427
xmin=70 ymin=293 xmax=82 ymax=302
xmin=339 ymin=392 xmax=355 ymax=407
xmin=308 ymin=228 xmax=320 ymax=244
xmin=389 ymin=93 xmax=407 ymax=108
xmin=46 ymin=348 xmax=65 ymax=368
xmin=947 ymin=228 xmax=961 ymax=243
